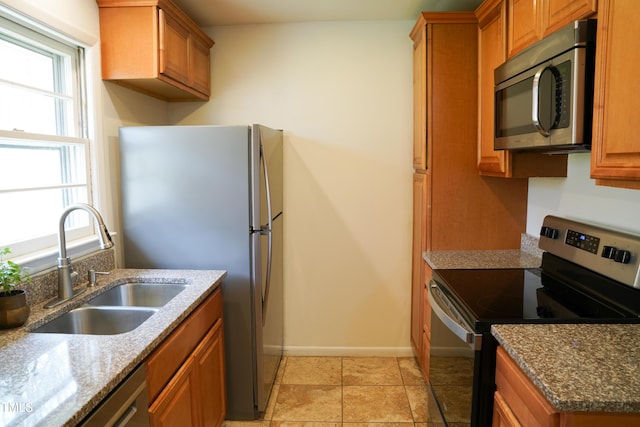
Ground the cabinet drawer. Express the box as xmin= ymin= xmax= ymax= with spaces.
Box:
xmin=493 ymin=390 xmax=522 ymax=427
xmin=495 ymin=347 xmax=559 ymax=427
xmin=147 ymin=287 xmax=222 ymax=401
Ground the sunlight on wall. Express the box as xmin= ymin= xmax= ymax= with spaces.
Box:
xmin=170 ymin=21 xmax=415 ymax=354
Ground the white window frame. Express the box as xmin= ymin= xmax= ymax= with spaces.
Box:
xmin=0 ymin=5 xmax=96 ymax=268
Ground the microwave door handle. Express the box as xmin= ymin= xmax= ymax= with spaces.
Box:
xmin=532 ymin=67 xmax=551 ymax=137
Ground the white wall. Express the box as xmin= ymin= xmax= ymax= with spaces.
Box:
xmin=527 ymin=154 xmax=640 ymax=236
xmin=170 ymin=21 xmax=415 ymax=355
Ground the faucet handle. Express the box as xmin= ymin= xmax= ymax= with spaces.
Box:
xmin=88 ymin=269 xmax=110 ymax=287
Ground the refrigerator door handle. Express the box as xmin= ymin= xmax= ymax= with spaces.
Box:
xmin=260 ymin=141 xmax=273 ymax=325
xmin=262 ymin=229 xmax=273 ymax=325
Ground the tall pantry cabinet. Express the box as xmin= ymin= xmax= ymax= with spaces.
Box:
xmin=409 ymin=13 xmax=529 ymax=378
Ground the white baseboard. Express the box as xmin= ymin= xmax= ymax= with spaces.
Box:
xmin=282 ymin=346 xmax=415 ymax=357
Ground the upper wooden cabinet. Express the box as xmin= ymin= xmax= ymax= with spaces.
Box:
xmin=97 ymin=0 xmax=215 ymax=101
xmin=476 ymin=0 xmax=508 ymax=176
xmin=507 ymin=0 xmax=597 ymax=57
xmin=412 ymin=19 xmax=428 ymax=170
xmin=508 ymin=0 xmax=540 ymax=58
xmin=476 ymin=0 xmax=568 ymax=178
xmin=543 ymin=0 xmax=598 ymax=36
xmin=591 ymin=0 xmax=640 ymax=189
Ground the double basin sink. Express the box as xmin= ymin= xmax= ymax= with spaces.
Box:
xmin=32 ymin=282 xmax=188 ymax=335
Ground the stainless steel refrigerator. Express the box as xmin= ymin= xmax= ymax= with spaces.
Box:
xmin=118 ymin=124 xmax=283 ymax=420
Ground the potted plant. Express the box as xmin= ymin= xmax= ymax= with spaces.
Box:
xmin=0 ymin=247 xmax=31 ymax=329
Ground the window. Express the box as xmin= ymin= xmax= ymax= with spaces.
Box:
xmin=0 ymin=9 xmax=92 ymax=258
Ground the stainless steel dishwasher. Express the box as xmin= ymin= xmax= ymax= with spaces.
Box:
xmin=79 ymin=364 xmax=150 ymax=427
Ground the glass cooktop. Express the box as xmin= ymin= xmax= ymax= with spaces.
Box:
xmin=433 ymin=268 xmax=545 ymax=322
xmin=432 ymin=259 xmax=640 ymax=332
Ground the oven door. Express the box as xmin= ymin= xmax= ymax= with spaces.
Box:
xmin=428 ymin=281 xmax=492 ymax=427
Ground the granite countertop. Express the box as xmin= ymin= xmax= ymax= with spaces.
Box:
xmin=492 ymin=323 xmax=640 ymax=413
xmin=423 ymin=249 xmax=542 ymax=270
xmin=423 ymin=234 xmax=543 ymax=270
xmin=0 ymin=268 xmax=226 ymax=427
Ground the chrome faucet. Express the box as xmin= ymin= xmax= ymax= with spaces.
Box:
xmin=44 ymin=203 xmax=114 ymax=308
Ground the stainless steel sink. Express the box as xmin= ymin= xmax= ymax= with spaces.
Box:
xmin=31 ymin=306 xmax=157 ymax=335
xmin=87 ymin=283 xmax=187 ymax=307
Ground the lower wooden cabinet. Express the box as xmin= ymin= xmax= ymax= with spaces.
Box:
xmin=494 ymin=346 xmax=640 ymax=427
xmin=150 ymin=359 xmax=199 ymax=426
xmin=420 ymin=263 xmax=433 ymax=380
xmin=410 ymin=172 xmax=428 ymax=358
xmin=194 ymin=321 xmax=226 ymax=427
xmin=147 ymin=288 xmax=226 ymax=427
xmin=494 ymin=346 xmax=558 ymax=427
xmin=493 ymin=391 xmax=522 ymax=427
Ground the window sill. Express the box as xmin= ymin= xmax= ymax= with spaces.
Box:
xmin=15 ymin=233 xmax=118 ymax=276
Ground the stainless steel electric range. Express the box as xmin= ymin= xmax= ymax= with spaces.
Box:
xmin=428 ymin=215 xmax=640 ymax=427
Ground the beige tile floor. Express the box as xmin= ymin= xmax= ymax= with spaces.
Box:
xmin=223 ymin=356 xmax=435 ymax=427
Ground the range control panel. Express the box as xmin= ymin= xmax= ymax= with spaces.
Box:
xmin=539 ymin=216 xmax=640 ymax=289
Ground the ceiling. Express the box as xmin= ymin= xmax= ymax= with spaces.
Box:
xmin=173 ymin=0 xmax=483 ymax=26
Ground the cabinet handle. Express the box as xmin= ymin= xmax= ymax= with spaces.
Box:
xmin=113 ymin=402 xmax=138 ymax=427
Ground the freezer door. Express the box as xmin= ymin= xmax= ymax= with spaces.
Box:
xmin=119 ymin=125 xmax=252 ymax=270
xmin=251 ymin=124 xmax=283 ymax=228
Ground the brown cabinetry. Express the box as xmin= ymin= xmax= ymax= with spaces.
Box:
xmin=591 ymin=0 xmax=640 ymax=189
xmin=507 ymin=0 xmax=596 ymax=57
xmin=97 ymin=0 xmax=214 ymax=101
xmin=420 ymin=263 xmax=433 ymax=380
xmin=476 ymin=0 xmax=568 ymax=178
xmin=494 ymin=346 xmax=640 ymax=427
xmin=543 ymin=0 xmax=598 ymax=37
xmin=147 ymin=288 xmax=226 ymax=427
xmin=409 ymin=12 xmax=528 ymax=377
xmin=494 ymin=346 xmax=559 ymax=427
xmin=411 ymin=172 xmax=428 ymax=355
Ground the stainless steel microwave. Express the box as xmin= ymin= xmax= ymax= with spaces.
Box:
xmin=494 ymin=20 xmax=597 ymax=153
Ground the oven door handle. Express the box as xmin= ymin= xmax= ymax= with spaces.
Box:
xmin=429 ymin=281 xmax=482 ymax=351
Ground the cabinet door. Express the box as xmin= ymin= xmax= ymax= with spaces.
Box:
xmin=422 ymin=264 xmax=432 ymax=338
xmin=421 ymin=265 xmax=432 ymax=381
xmin=193 ymin=321 xmax=226 ymax=427
xmin=542 ymin=0 xmax=597 ymax=38
xmin=159 ymin=8 xmax=190 ymax=87
xmin=477 ymin=0 xmax=510 ymax=176
xmin=190 ymin=36 xmax=212 ymax=96
xmin=508 ymin=0 xmax=541 ymax=57
xmin=420 ymin=330 xmax=430 ymax=380
xmin=149 ymin=357 xmax=200 ymax=427
xmin=591 ymin=0 xmax=640 ymax=188
xmin=410 ymin=172 xmax=428 ymax=356
xmin=412 ymin=23 xmax=428 ymax=170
